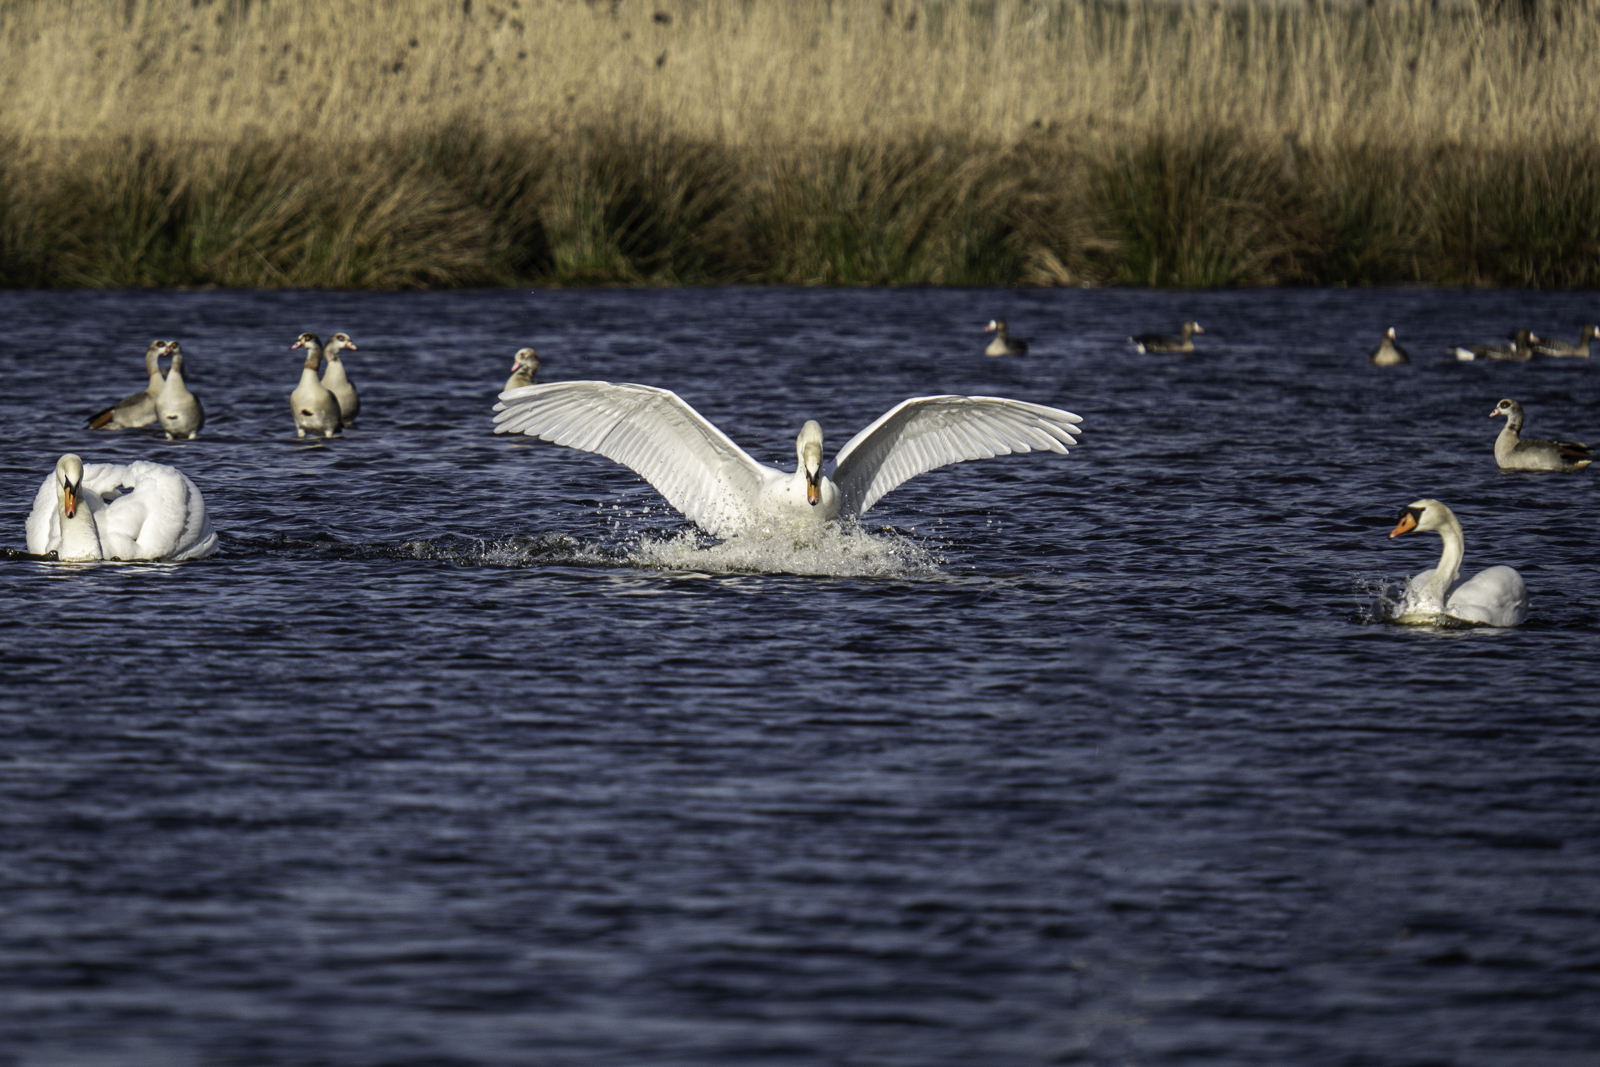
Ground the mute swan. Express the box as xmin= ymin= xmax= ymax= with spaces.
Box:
xmin=493 ymin=381 xmax=1082 ymax=538
xmin=25 ymin=454 xmax=217 ymax=561
xmin=87 ymin=340 xmax=169 ymax=429
xmin=505 ymin=348 xmax=541 ymax=392
xmin=1490 ymin=399 xmax=1591 ymax=472
xmin=156 ymin=341 xmax=204 ymax=440
xmin=289 ymin=332 xmax=343 ymax=438
xmin=1453 ymin=329 xmax=1535 ymax=362
xmin=983 ymin=320 xmax=1028 ymax=356
xmin=1368 ymin=327 xmax=1409 ymax=365
xmin=1129 ymin=321 xmax=1202 ymax=354
xmin=1386 ymin=498 xmax=1527 ymax=627
xmin=321 ymin=332 xmax=360 ymax=424
xmin=1531 ymin=324 xmax=1596 ymax=358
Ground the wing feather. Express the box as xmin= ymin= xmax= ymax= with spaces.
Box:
xmin=494 ymin=382 xmax=771 ymax=537
xmin=832 ymin=395 xmax=1082 ymax=517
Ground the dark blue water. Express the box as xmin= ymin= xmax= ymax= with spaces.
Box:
xmin=1 ymin=286 xmax=1597 ymax=1066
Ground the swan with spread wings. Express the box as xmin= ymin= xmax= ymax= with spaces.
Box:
xmin=492 ymin=381 xmax=1083 ymax=538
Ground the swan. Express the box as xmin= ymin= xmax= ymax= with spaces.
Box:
xmin=983 ymin=320 xmax=1028 ymax=356
xmin=289 ymin=332 xmax=343 ymax=438
xmin=87 ymin=340 xmax=168 ymax=429
xmin=1129 ymin=321 xmax=1202 ymax=354
xmin=1368 ymin=327 xmax=1409 ymax=365
xmin=156 ymin=341 xmax=204 ymax=440
xmin=1453 ymin=329 xmax=1535 ymax=362
xmin=1386 ymin=498 xmax=1527 ymax=627
xmin=1489 ymin=399 xmax=1591 ymax=472
xmin=321 ymin=332 xmax=360 ymax=424
xmin=505 ymin=347 xmax=541 ymax=392
xmin=25 ymin=454 xmax=217 ymax=561
xmin=492 ymin=381 xmax=1082 ymax=538
xmin=1531 ymin=324 xmax=1596 ymax=358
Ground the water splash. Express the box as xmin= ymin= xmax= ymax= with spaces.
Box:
xmin=627 ymin=523 xmax=943 ymax=578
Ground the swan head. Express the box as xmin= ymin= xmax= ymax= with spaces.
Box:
xmin=1389 ymin=498 xmax=1452 ymax=539
xmin=797 ymin=420 xmax=824 ymax=505
xmin=512 ymin=347 xmax=540 ymax=373
xmin=326 ymin=332 xmax=357 ymax=361
xmin=55 ymin=454 xmax=85 ymax=519
xmin=1490 ymin=398 xmax=1523 ymax=424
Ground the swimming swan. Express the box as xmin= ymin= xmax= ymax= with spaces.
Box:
xmin=1386 ymin=498 xmax=1527 ymax=627
xmin=25 ymin=454 xmax=217 ymax=561
xmin=493 ymin=381 xmax=1083 ymax=538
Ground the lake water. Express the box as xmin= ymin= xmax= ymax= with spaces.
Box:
xmin=1 ymin=285 xmax=1597 ymax=1065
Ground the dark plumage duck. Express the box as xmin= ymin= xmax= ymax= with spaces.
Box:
xmin=1129 ymin=321 xmax=1202 ymax=354
xmin=1489 ymin=399 xmax=1591 ymax=472
xmin=983 ymin=319 xmax=1028 ymax=356
xmin=1368 ymin=327 xmax=1409 ymax=365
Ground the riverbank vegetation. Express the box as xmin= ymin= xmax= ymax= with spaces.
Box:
xmin=1 ymin=0 xmax=1596 ymax=288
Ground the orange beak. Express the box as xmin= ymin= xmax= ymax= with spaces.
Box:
xmin=63 ymin=487 xmax=77 ymax=519
xmin=1388 ymin=512 xmax=1418 ymax=539
xmin=807 ymin=479 xmax=819 ymax=506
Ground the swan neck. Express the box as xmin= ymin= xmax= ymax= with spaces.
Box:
xmin=1427 ymin=513 xmax=1465 ymax=596
xmin=58 ymin=488 xmax=103 ymax=560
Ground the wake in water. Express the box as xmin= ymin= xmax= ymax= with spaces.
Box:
xmin=1352 ymin=576 xmax=1490 ymax=630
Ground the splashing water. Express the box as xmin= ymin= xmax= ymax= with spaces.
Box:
xmin=627 ymin=523 xmax=944 ymax=578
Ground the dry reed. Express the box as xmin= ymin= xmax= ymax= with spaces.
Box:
xmin=1 ymin=0 xmax=1597 ymax=287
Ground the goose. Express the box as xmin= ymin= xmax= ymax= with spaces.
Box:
xmin=505 ymin=347 xmax=541 ymax=392
xmin=1129 ymin=321 xmax=1202 ymax=354
xmin=983 ymin=319 xmax=1029 ymax=356
xmin=155 ymin=341 xmax=204 ymax=440
xmin=1489 ymin=399 xmax=1591 ymax=472
xmin=321 ymin=332 xmax=360 ymax=424
xmin=1386 ymin=499 xmax=1527 ymax=627
xmin=1368 ymin=327 xmax=1409 ymax=365
xmin=1531 ymin=324 xmax=1597 ymax=358
xmin=492 ymin=381 xmax=1082 ymax=538
xmin=25 ymin=454 xmax=217 ymax=561
xmin=289 ymin=332 xmax=343 ymax=438
xmin=87 ymin=340 xmax=169 ymax=430
xmin=1453 ymin=329 xmax=1535 ymax=362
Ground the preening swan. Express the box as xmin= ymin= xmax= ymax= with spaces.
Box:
xmin=87 ymin=340 xmax=168 ymax=430
xmin=1490 ymin=399 xmax=1591 ymax=472
xmin=289 ymin=332 xmax=343 ymax=438
xmin=1386 ymin=498 xmax=1527 ymax=627
xmin=25 ymin=455 xmax=217 ymax=561
xmin=493 ymin=381 xmax=1083 ymax=538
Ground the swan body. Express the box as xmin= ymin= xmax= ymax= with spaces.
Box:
xmin=1454 ymin=329 xmax=1535 ymax=362
xmin=155 ymin=342 xmax=204 ymax=440
xmin=983 ymin=320 xmax=1028 ymax=356
xmin=1531 ymin=324 xmax=1596 ymax=358
xmin=26 ymin=454 xmax=217 ymax=561
xmin=1387 ymin=498 xmax=1527 ymax=627
xmin=88 ymin=340 xmax=168 ymax=429
xmin=289 ymin=332 xmax=343 ymax=438
xmin=321 ymin=332 xmax=360 ymax=424
xmin=1130 ymin=321 xmax=1202 ymax=354
xmin=493 ymin=381 xmax=1082 ymax=538
xmin=1368 ymin=327 xmax=1409 ymax=365
xmin=505 ymin=347 xmax=541 ymax=392
xmin=1490 ymin=398 xmax=1591 ymax=472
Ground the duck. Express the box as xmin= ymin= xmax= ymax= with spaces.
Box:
xmin=1386 ymin=498 xmax=1527 ymax=627
xmin=1129 ymin=321 xmax=1202 ymax=354
xmin=289 ymin=332 xmax=343 ymax=438
xmin=493 ymin=381 xmax=1082 ymax=539
xmin=1453 ymin=329 xmax=1536 ymax=362
xmin=1368 ymin=327 xmax=1409 ymax=365
xmin=1530 ymin=324 xmax=1597 ymax=358
xmin=87 ymin=340 xmax=168 ymax=430
xmin=321 ymin=332 xmax=360 ymax=424
xmin=25 ymin=454 xmax=218 ymax=561
xmin=504 ymin=347 xmax=541 ymax=392
xmin=983 ymin=319 xmax=1029 ymax=356
xmin=155 ymin=341 xmax=204 ymax=440
xmin=1489 ymin=399 xmax=1591 ymax=472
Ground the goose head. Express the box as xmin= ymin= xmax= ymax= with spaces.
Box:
xmin=56 ymin=454 xmax=86 ymax=519
xmin=512 ymin=347 xmax=540 ymax=374
xmin=1182 ymin=321 xmax=1205 ymax=338
xmin=985 ymin=319 xmax=1007 ymax=337
xmin=797 ymin=420 xmax=825 ymax=505
xmin=1389 ymin=498 xmax=1450 ymax=539
xmin=326 ymin=332 xmax=357 ymax=362
xmin=291 ymin=331 xmax=323 ymax=369
xmin=1382 ymin=327 xmax=1398 ymax=341
xmin=1489 ymin=398 xmax=1524 ymax=427
xmin=166 ymin=340 xmax=184 ymax=373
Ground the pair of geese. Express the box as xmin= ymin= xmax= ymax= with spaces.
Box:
xmin=1370 ymin=325 xmax=1597 ymax=364
xmin=86 ymin=340 xmax=203 ymax=439
xmin=290 ymin=332 xmax=361 ymax=436
xmin=982 ymin=319 xmax=1205 ymax=356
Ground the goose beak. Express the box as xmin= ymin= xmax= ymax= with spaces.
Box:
xmin=1388 ymin=512 xmax=1418 ymax=539
xmin=1489 ymin=407 xmax=1502 ymax=418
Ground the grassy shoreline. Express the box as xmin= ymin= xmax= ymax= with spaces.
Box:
xmin=2 ymin=1 xmax=1597 ymax=288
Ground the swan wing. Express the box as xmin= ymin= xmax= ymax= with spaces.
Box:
xmin=25 ymin=473 xmax=59 ymax=554
xmin=831 ymin=395 xmax=1083 ymax=517
xmin=494 ymin=381 xmax=772 ymax=537
xmin=88 ymin=462 xmax=216 ymax=560
xmin=1447 ymin=566 xmax=1529 ymax=627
